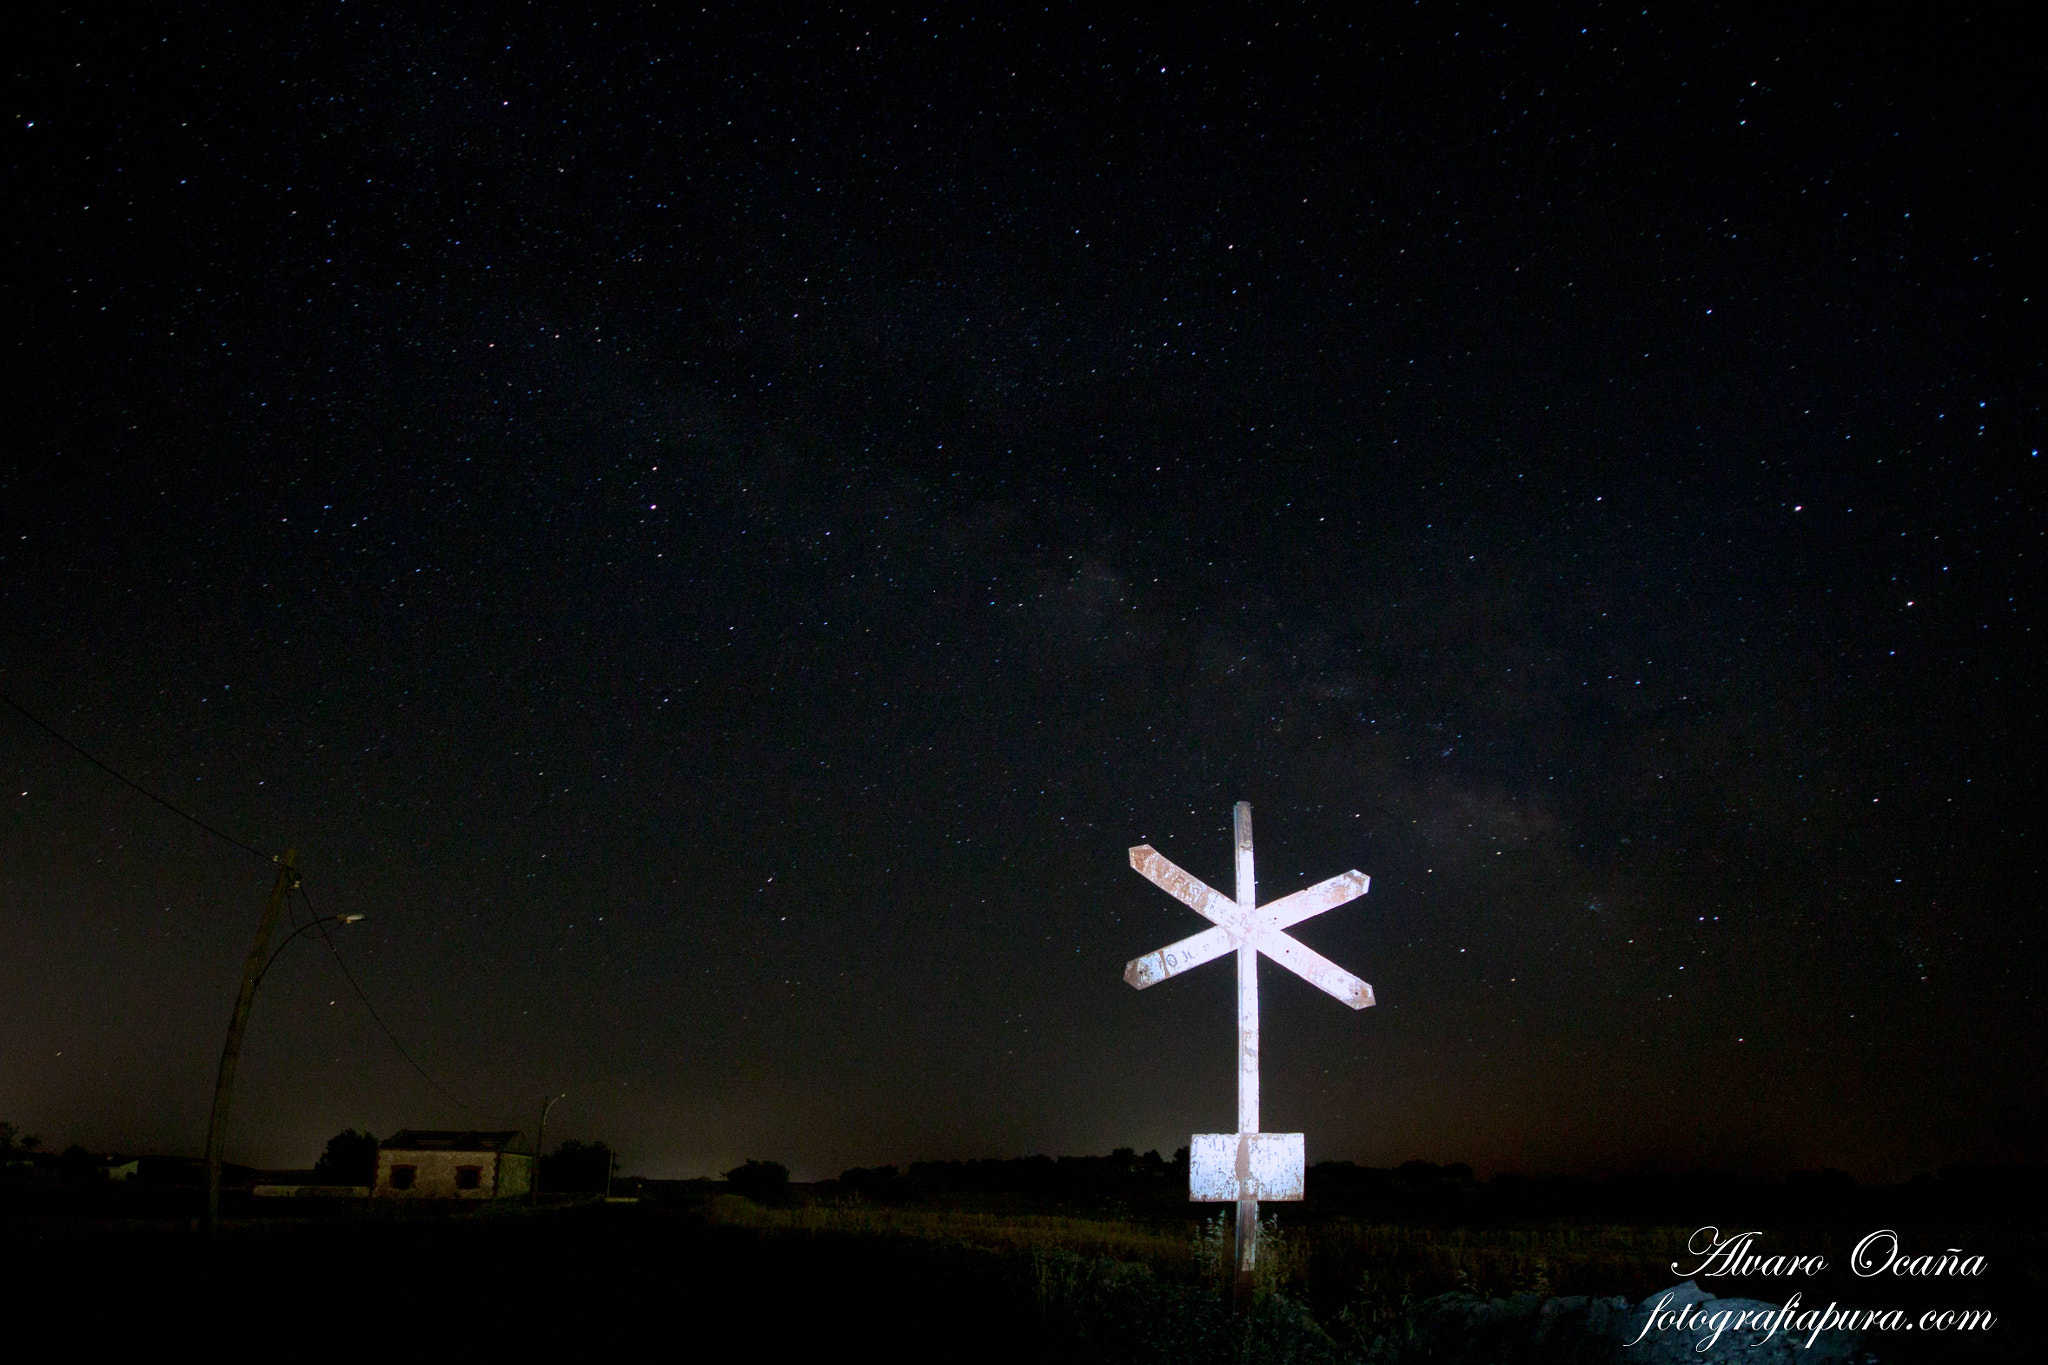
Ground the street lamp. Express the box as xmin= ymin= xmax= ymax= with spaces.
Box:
xmin=202 ymin=851 xmax=365 ymax=1233
xmin=533 ymin=1093 xmax=565 ymax=1207
xmin=256 ymin=913 xmax=366 ymax=986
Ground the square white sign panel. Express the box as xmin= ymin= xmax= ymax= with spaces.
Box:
xmin=1189 ymin=1132 xmax=1304 ymax=1201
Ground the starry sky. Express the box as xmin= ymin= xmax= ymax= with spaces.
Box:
xmin=4 ymin=5 xmax=2041 ymax=1184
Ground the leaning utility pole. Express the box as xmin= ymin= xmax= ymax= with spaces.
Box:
xmin=203 ymin=849 xmax=300 ymax=1233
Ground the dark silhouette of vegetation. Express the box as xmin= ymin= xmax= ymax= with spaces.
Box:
xmin=725 ymin=1158 xmax=791 ymax=1203
xmin=836 ymin=1148 xmax=1186 ymax=1211
xmin=311 ymin=1129 xmax=379 ymax=1185
xmin=3 ymin=1128 xmax=2036 ymax=1359
xmin=1 ymin=1122 xmax=44 ymax=1182
xmin=541 ymin=1139 xmax=615 ymax=1193
xmin=58 ymin=1144 xmax=103 ymax=1184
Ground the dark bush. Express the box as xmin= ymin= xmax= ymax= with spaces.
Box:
xmin=312 ymin=1129 xmax=378 ymax=1185
xmin=726 ymin=1159 xmax=791 ymax=1203
xmin=542 ymin=1139 xmax=615 ymax=1193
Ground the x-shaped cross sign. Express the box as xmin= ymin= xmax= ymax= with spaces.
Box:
xmin=1122 ymin=846 xmax=1375 ymax=1009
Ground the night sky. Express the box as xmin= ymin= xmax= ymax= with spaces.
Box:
xmin=5 ymin=6 xmax=2041 ymax=1185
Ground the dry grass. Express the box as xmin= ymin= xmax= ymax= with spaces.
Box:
xmin=701 ymin=1193 xmax=1692 ymax=1310
xmin=703 ymin=1193 xmax=1206 ymax=1270
xmin=1288 ymin=1218 xmax=1698 ymax=1327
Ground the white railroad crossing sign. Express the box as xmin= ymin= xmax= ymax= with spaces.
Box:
xmin=1122 ymin=801 xmax=1372 ymax=1297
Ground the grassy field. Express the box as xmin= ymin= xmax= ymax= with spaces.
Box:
xmin=708 ymin=1193 xmax=1711 ymax=1293
xmin=7 ymin=1182 xmax=2028 ymax=1361
xmin=693 ymin=1190 xmax=2027 ymax=1362
xmin=705 ymin=1193 xmax=1700 ymax=1323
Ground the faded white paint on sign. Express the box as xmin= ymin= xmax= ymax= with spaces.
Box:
xmin=1189 ymin=1132 xmax=1306 ymax=1202
xmin=1124 ymin=848 xmax=1373 ymax=1008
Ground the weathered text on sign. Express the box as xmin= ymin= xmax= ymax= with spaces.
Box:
xmin=1189 ymin=1132 xmax=1305 ymax=1202
xmin=1123 ymin=858 xmax=1374 ymax=1008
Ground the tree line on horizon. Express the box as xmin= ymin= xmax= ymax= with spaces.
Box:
xmin=721 ymin=1150 xmax=2042 ymax=1224
xmin=10 ymin=1119 xmax=2040 ymax=1224
xmin=0 ymin=1122 xmax=618 ymax=1195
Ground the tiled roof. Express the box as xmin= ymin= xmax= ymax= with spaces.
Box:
xmin=378 ymin=1130 xmax=526 ymax=1153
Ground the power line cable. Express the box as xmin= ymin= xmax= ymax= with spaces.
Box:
xmin=1 ymin=689 xmax=273 ymax=863
xmin=296 ymin=881 xmax=519 ymax=1124
xmin=4 ymin=686 xmax=519 ymax=1125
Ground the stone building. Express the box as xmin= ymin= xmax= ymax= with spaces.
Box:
xmin=372 ymin=1130 xmax=534 ymax=1200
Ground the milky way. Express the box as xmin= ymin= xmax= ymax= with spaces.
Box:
xmin=3 ymin=7 xmax=2040 ymax=1181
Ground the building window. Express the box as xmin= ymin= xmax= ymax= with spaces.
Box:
xmin=455 ymin=1165 xmax=482 ymax=1191
xmin=389 ymin=1165 xmax=417 ymax=1191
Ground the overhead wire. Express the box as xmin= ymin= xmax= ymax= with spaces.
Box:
xmin=1 ymin=689 xmax=274 ymax=863
xmin=4 ymin=684 xmax=518 ymax=1125
xmin=297 ymin=882 xmax=520 ymax=1124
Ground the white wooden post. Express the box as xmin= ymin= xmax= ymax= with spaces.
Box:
xmin=1233 ymin=801 xmax=1260 ymax=1294
xmin=1120 ymin=801 xmax=1377 ymax=1307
